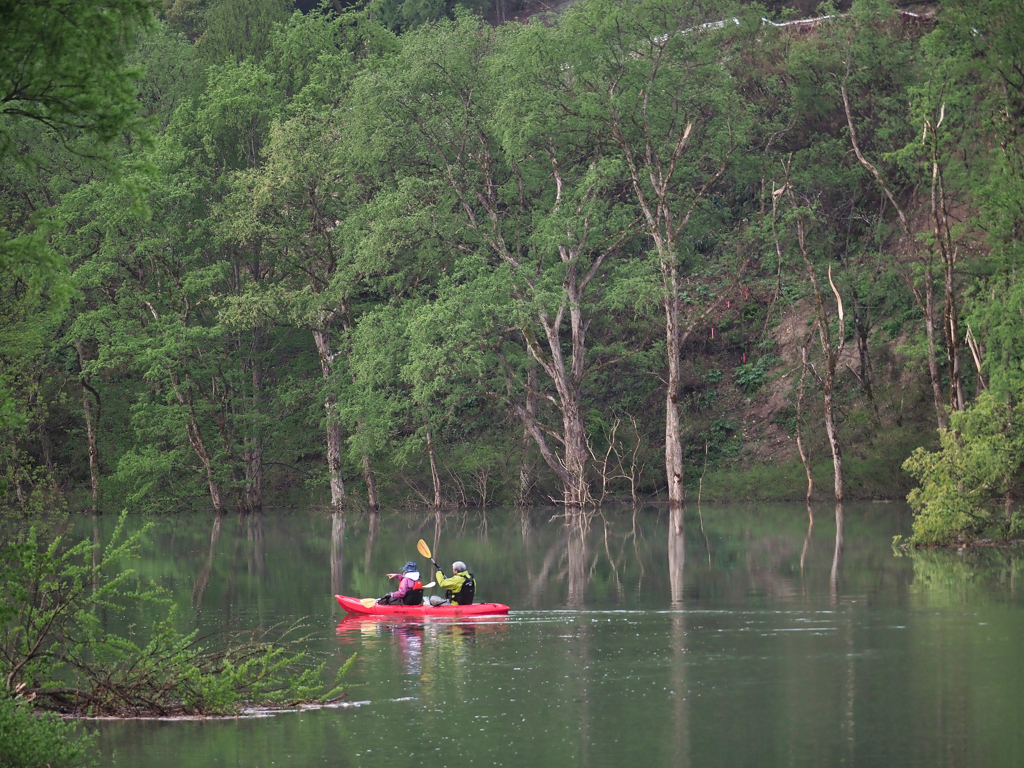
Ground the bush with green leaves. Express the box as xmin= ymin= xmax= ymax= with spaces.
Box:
xmin=733 ymin=355 xmax=779 ymax=394
xmin=1 ymin=513 xmax=352 ymax=717
xmin=0 ymin=694 xmax=95 ymax=768
xmin=904 ymin=387 xmax=1024 ymax=545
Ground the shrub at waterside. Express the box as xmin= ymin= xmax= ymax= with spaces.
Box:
xmin=0 ymin=514 xmax=353 ymax=717
xmin=904 ymin=387 xmax=1024 ymax=545
xmin=0 ymin=694 xmax=96 ymax=768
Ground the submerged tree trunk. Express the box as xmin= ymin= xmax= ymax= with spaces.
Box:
xmin=426 ymin=430 xmax=442 ymax=509
xmin=313 ymin=328 xmax=346 ymax=509
xmin=171 ymin=373 xmax=225 ymax=515
xmin=664 ymin=264 xmax=686 ymax=510
xmin=362 ymin=453 xmax=379 ymax=511
xmin=788 ymin=178 xmax=846 ymax=507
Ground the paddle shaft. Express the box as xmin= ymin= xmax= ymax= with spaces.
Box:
xmin=417 ymin=538 xmax=441 ymax=575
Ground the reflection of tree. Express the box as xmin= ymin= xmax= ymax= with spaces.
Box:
xmin=668 ymin=507 xmax=691 ymax=765
xmin=831 ymin=502 xmax=844 ymax=603
xmin=330 ymin=512 xmax=345 ymax=596
xmin=192 ymin=512 xmax=225 ymax=607
xmin=529 ymin=528 xmax=571 ymax=607
xmin=247 ymin=511 xmax=264 ymax=579
xmin=670 ymin=612 xmax=690 ymax=768
xmin=364 ymin=510 xmax=379 ymax=572
xmin=669 ymin=506 xmax=685 ymax=608
xmin=800 ymin=505 xmax=814 ymax=596
xmin=566 ymin=514 xmax=589 ymax=608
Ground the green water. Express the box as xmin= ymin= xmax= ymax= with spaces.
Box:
xmin=75 ymin=504 xmax=1024 ymax=767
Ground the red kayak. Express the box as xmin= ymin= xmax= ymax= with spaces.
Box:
xmin=335 ymin=595 xmax=510 ymax=617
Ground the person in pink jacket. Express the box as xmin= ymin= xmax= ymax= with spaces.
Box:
xmin=377 ymin=561 xmax=424 ymax=605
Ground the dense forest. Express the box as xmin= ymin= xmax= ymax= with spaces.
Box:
xmin=2 ymin=0 xmax=1023 ymax=544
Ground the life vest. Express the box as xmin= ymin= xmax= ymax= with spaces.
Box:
xmin=403 ymin=578 xmax=424 ymax=606
xmin=447 ymin=573 xmax=475 ymax=605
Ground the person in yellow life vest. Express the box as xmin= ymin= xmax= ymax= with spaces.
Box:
xmin=427 ymin=560 xmax=475 ymax=607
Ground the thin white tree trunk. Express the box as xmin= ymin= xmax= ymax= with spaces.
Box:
xmin=313 ymin=328 xmax=346 ymax=508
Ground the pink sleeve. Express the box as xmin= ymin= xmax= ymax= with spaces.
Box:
xmin=393 ymin=576 xmax=413 ymax=598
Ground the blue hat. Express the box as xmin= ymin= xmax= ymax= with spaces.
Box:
xmin=402 ymin=561 xmax=418 ymax=573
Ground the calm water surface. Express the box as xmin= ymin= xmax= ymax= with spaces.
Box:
xmin=75 ymin=503 xmax=1024 ymax=767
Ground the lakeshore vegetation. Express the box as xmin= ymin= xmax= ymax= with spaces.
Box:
xmin=3 ymin=0 xmax=1024 ymax=534
xmin=2 ymin=0 xmax=1024 ymax=758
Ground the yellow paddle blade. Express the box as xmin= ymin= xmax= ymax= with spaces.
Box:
xmin=361 ymin=598 xmax=378 ymax=608
xmin=416 ymin=538 xmax=432 ymax=559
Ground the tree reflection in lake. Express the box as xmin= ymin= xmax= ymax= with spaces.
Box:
xmin=191 ymin=511 xmax=224 ymax=607
xmin=330 ymin=512 xmax=344 ymax=596
xmin=800 ymin=504 xmax=814 ymax=594
xmin=669 ymin=505 xmax=685 ymax=608
xmin=669 ymin=505 xmax=690 ymax=767
xmin=78 ymin=504 xmax=1024 ymax=768
xmin=247 ymin=511 xmax=264 ymax=580
xmin=831 ymin=502 xmax=844 ymax=603
xmin=566 ymin=513 xmax=589 ymax=608
xmin=364 ymin=509 xmax=378 ymax=572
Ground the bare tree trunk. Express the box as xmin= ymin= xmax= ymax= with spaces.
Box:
xmin=842 ymin=80 xmax=952 ymax=429
xmin=244 ymin=360 xmax=264 ymax=512
xmin=170 ymin=373 xmax=226 ymax=514
xmin=664 ymin=266 xmax=686 ymax=510
xmin=516 ymin=363 xmax=538 ymax=508
xmin=326 ymin=419 xmax=347 ymax=508
xmin=787 ymin=176 xmax=846 ymax=507
xmin=605 ymin=100 xmax=732 ymax=512
xmin=922 ymin=277 xmax=948 ymax=428
xmin=80 ymin=379 xmax=100 ymax=514
xmin=943 ymin=256 xmax=965 ymax=412
xmin=796 ymin=345 xmax=814 ymax=506
xmin=823 ymin=360 xmax=844 ymax=505
xmin=426 ymin=430 xmax=442 ymax=509
xmin=362 ymin=453 xmax=379 ymax=511
xmin=313 ymin=328 xmax=346 ymax=509
xmin=849 ymin=286 xmax=880 ymax=423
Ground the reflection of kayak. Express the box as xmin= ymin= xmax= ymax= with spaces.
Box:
xmin=334 ymin=595 xmax=510 ymax=617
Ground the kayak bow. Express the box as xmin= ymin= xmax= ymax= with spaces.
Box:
xmin=335 ymin=595 xmax=509 ymax=617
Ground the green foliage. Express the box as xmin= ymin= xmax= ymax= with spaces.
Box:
xmin=0 ymin=513 xmax=352 ymax=716
xmin=904 ymin=387 xmax=1024 ymax=545
xmin=734 ymin=355 xmax=780 ymax=394
xmin=0 ymin=695 xmax=95 ymax=768
xmin=0 ymin=0 xmax=155 ymax=161
xmin=7 ymin=0 xmax=1024 ymax=512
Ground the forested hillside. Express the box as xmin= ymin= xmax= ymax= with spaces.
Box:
xmin=2 ymin=0 xmax=1023 ymax=543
